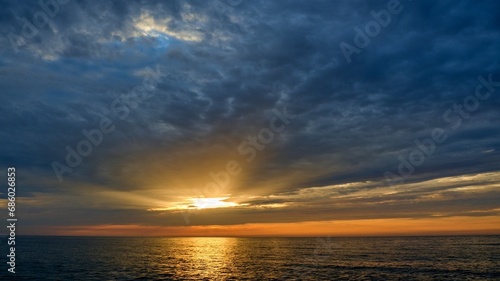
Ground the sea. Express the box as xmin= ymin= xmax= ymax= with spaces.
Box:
xmin=0 ymin=236 xmax=499 ymax=280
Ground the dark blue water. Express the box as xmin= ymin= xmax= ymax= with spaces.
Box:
xmin=1 ymin=236 xmax=499 ymax=280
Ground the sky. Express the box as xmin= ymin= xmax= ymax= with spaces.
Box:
xmin=0 ymin=0 xmax=499 ymax=236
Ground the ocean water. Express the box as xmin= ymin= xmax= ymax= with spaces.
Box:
xmin=1 ymin=236 xmax=499 ymax=280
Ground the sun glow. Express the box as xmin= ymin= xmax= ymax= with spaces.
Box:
xmin=191 ymin=197 xmax=238 ymax=210
xmin=133 ymin=12 xmax=204 ymax=42
xmin=146 ymin=196 xmax=240 ymax=212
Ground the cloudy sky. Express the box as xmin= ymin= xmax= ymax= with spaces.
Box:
xmin=1 ymin=0 xmax=499 ymax=236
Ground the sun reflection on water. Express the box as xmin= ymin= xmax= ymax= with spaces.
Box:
xmin=164 ymin=237 xmax=238 ymax=279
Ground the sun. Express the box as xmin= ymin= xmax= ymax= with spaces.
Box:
xmin=147 ymin=197 xmax=241 ymax=212
xmin=191 ymin=197 xmax=238 ymax=210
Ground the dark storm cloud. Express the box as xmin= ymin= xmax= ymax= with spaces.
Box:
xmin=0 ymin=0 xmax=499 ymax=229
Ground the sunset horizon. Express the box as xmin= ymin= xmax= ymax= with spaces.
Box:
xmin=1 ymin=0 xmax=499 ymax=279
xmin=20 ymin=216 xmax=500 ymax=237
